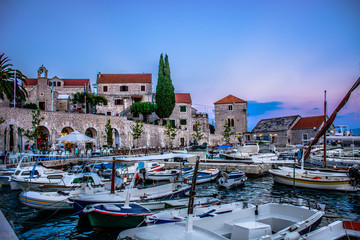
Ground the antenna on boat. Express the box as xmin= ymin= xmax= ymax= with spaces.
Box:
xmin=324 ymin=90 xmax=327 ymax=168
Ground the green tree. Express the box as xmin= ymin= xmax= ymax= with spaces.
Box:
xmin=0 ymin=53 xmax=28 ymax=103
xmin=72 ymin=92 xmax=108 ymax=113
xmin=155 ymin=54 xmax=175 ymax=123
xmin=104 ymin=119 xmax=113 ymax=147
xmin=24 ymin=108 xmax=45 ymax=149
xmin=192 ymin=122 xmax=204 ymax=143
xmin=131 ymin=120 xmax=143 ymax=147
xmin=164 ymin=119 xmax=178 ymax=147
xmin=130 ymin=102 xmax=157 ymax=122
xmin=222 ymin=121 xmax=235 ymax=143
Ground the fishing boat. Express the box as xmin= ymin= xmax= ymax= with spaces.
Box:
xmin=301 ymin=220 xmax=360 ymax=239
xmin=218 ymin=170 xmax=247 ymax=189
xmin=219 ymin=143 xmax=278 ymax=163
xmin=0 ymin=168 xmax=15 ymax=186
xmin=119 ymin=202 xmax=324 ymax=240
xmin=269 ymin=166 xmax=360 ymax=192
xmin=141 ymin=167 xmax=194 ymax=182
xmin=19 ymin=184 xmax=107 ymax=211
xmin=70 ymin=181 xmax=191 ymax=214
xmin=145 ymin=201 xmax=250 ymax=224
xmin=83 ymin=202 xmax=152 ymax=228
xmin=10 ymin=165 xmax=66 ymax=191
xmin=270 ymin=76 xmax=360 ymax=191
xmin=182 ymin=168 xmax=219 ymax=184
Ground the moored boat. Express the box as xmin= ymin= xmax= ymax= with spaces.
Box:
xmin=83 ymin=202 xmax=152 ymax=228
xmin=301 ymin=220 xmax=360 ymax=239
xmin=218 ymin=170 xmax=247 ymax=189
xmin=119 ymin=202 xmax=324 ymax=240
xmin=182 ymin=168 xmax=219 ymax=184
xmin=269 ymin=166 xmax=360 ymax=192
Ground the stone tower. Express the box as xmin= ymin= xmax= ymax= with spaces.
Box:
xmin=214 ymin=94 xmax=248 ymax=137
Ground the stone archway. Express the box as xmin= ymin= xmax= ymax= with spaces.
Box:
xmin=85 ymin=128 xmax=97 ymax=150
xmin=61 ymin=127 xmax=74 ymax=137
xmin=37 ymin=126 xmax=50 ymax=152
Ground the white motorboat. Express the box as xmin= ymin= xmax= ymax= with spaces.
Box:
xmin=182 ymin=168 xmax=219 ymax=184
xmin=19 ymin=183 xmax=107 ymax=211
xmin=146 ymin=201 xmax=251 ymax=224
xmin=70 ymin=182 xmax=191 ymax=214
xmin=220 ymin=143 xmax=278 ymax=163
xmin=301 ymin=220 xmax=360 ymax=239
xmin=141 ymin=167 xmax=194 ymax=181
xmin=0 ymin=168 xmax=15 ymax=186
xmin=218 ymin=170 xmax=247 ymax=189
xmin=269 ymin=166 xmax=360 ymax=192
xmin=10 ymin=165 xmax=66 ymax=190
xmin=119 ymin=203 xmax=324 ymax=240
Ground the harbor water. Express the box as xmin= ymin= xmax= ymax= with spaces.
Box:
xmin=1 ymin=175 xmax=360 ymax=240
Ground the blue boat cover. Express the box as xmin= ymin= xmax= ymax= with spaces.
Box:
xmin=213 ymin=145 xmax=233 ymax=149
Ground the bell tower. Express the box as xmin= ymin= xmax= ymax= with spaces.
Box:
xmin=38 ymin=65 xmax=48 ymax=79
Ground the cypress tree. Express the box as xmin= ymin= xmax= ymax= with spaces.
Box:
xmin=155 ymin=53 xmax=175 ymax=123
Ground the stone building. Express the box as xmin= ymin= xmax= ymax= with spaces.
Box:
xmin=214 ymin=94 xmax=247 ymax=136
xmin=96 ymin=73 xmax=153 ymax=116
xmin=24 ymin=65 xmax=91 ymax=112
xmin=290 ymin=115 xmax=327 ymax=145
xmin=251 ymin=115 xmax=301 ymax=147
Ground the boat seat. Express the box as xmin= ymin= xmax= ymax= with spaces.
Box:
xmin=231 ymin=221 xmax=272 ymax=240
xmin=103 ymin=204 xmax=122 ymax=211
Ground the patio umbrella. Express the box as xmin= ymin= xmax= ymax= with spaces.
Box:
xmin=13 ymin=124 xmax=19 ymax=153
xmin=5 ymin=126 xmax=10 ymax=152
xmin=56 ymin=131 xmax=96 ymax=143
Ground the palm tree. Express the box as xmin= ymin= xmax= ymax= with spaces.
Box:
xmin=0 ymin=53 xmax=28 ymax=102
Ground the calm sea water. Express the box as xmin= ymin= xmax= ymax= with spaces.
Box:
xmin=1 ymin=175 xmax=360 ymax=240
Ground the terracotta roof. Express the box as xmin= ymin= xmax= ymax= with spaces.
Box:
xmin=175 ymin=93 xmax=192 ymax=104
xmin=25 ymin=78 xmax=90 ymax=87
xmin=292 ymin=116 xmax=324 ymax=130
xmin=97 ymin=74 xmax=152 ymax=84
xmin=25 ymin=78 xmax=38 ymax=86
xmin=214 ymin=94 xmax=246 ymax=104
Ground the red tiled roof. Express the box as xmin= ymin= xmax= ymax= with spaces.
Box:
xmin=25 ymin=78 xmax=38 ymax=86
xmin=175 ymin=93 xmax=192 ymax=104
xmin=97 ymin=74 xmax=152 ymax=84
xmin=25 ymin=78 xmax=90 ymax=87
xmin=292 ymin=116 xmax=324 ymax=130
xmin=214 ymin=94 xmax=246 ymax=104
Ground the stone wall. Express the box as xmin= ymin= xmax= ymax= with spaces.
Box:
xmin=0 ymin=107 xmax=217 ymax=152
xmin=214 ymin=102 xmax=247 ymax=135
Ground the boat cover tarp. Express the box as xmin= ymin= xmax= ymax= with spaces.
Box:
xmin=213 ymin=145 xmax=233 ymax=149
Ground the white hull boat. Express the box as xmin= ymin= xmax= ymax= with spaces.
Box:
xmin=142 ymin=167 xmax=194 ymax=181
xmin=218 ymin=170 xmax=247 ymax=189
xmin=146 ymin=202 xmax=251 ymax=224
xmin=119 ymin=203 xmax=324 ymax=240
xmin=301 ymin=220 xmax=360 ymax=239
xmin=0 ymin=168 xmax=15 ymax=186
xmin=269 ymin=166 xmax=360 ymax=192
xmin=182 ymin=168 xmax=219 ymax=184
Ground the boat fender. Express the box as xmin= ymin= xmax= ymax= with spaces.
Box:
xmin=283 ymin=232 xmax=300 ymax=240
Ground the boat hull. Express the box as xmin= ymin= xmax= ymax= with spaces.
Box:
xmin=269 ymin=169 xmax=358 ymax=192
xmin=19 ymin=191 xmax=73 ymax=210
xmin=85 ymin=203 xmax=151 ymax=228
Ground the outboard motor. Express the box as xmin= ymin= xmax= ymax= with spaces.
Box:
xmin=348 ymin=165 xmax=360 ymax=186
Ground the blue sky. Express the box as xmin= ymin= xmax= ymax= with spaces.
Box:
xmin=1 ymin=0 xmax=360 ymax=131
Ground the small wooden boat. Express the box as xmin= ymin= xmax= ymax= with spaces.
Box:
xmin=269 ymin=166 xmax=360 ymax=192
xmin=83 ymin=202 xmax=152 ymax=228
xmin=119 ymin=203 xmax=324 ymax=240
xmin=218 ymin=170 xmax=247 ymax=189
xmin=182 ymin=168 xmax=219 ymax=184
xmin=142 ymin=167 xmax=194 ymax=181
xmin=146 ymin=202 xmax=250 ymax=224
xmin=301 ymin=220 xmax=360 ymax=239
xmin=69 ymin=182 xmax=191 ymax=214
xmin=19 ymin=185 xmax=107 ymax=211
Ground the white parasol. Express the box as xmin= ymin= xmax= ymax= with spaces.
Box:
xmin=56 ymin=131 xmax=96 ymax=143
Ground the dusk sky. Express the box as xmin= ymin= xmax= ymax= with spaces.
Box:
xmin=1 ymin=0 xmax=359 ymax=131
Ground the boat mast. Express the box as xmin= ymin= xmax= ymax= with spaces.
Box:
xmin=323 ymin=90 xmax=327 ymax=168
xmin=186 ymin=157 xmax=200 ymax=233
xmin=302 ymin=76 xmax=360 ymax=161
